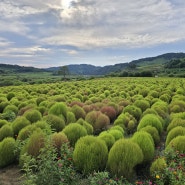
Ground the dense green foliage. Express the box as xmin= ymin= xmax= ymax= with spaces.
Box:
xmin=107 ymin=139 xmax=143 ymax=180
xmin=73 ymin=136 xmax=108 ymax=175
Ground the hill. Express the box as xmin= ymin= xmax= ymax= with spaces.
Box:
xmin=0 ymin=64 xmax=45 ymax=74
xmin=1 ymin=52 xmax=185 ymax=77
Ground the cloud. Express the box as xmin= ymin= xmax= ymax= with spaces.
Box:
xmin=0 ymin=0 xmax=185 ymax=67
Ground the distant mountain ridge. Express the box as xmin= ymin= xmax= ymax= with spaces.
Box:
xmin=1 ymin=52 xmax=185 ymax=75
xmin=47 ymin=52 xmax=185 ymax=75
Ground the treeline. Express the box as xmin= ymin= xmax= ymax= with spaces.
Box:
xmin=108 ymin=70 xmax=153 ymax=77
xmin=165 ymin=58 xmax=185 ymax=68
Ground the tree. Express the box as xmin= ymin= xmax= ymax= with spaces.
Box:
xmin=58 ymin=66 xmax=69 ymax=79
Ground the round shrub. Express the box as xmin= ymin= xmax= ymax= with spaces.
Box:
xmin=3 ymin=105 xmax=18 ymax=115
xmin=151 ymin=101 xmax=169 ymax=119
xmin=12 ymin=116 xmax=31 ymax=136
xmin=159 ymin=94 xmax=171 ymax=103
xmin=66 ymin=111 xmax=76 ymax=124
xmin=0 ymin=120 xmax=8 ymax=128
xmin=107 ymin=139 xmax=143 ymax=180
xmin=62 ymin=123 xmax=87 ymax=147
xmin=37 ymin=106 xmax=47 ymax=116
xmin=127 ymin=120 xmax=137 ymax=134
xmin=166 ymin=126 xmax=185 ymax=147
xmin=169 ymin=100 xmax=185 ymax=113
xmin=148 ymin=90 xmax=159 ymax=98
xmin=0 ymin=124 xmax=14 ymax=141
xmin=108 ymin=129 xmax=124 ymax=141
xmin=150 ymin=157 xmax=167 ymax=175
xmin=73 ymin=136 xmax=108 ymax=175
xmin=142 ymin=108 xmax=158 ymax=117
xmin=167 ymin=118 xmax=185 ymax=133
xmin=131 ymin=131 xmax=155 ymax=163
xmin=0 ymin=101 xmax=9 ymax=113
xmin=6 ymin=92 xmax=15 ymax=101
xmin=100 ymin=106 xmax=117 ymax=121
xmin=17 ymin=124 xmax=38 ymax=141
xmin=18 ymin=104 xmax=35 ymax=116
xmin=0 ymin=137 xmax=16 ymax=167
xmin=77 ymin=118 xmax=93 ymax=135
xmin=71 ymin=105 xmax=86 ymax=120
xmin=137 ymin=114 xmax=163 ymax=135
xmin=140 ymin=126 xmax=160 ymax=145
xmin=34 ymin=121 xmax=51 ymax=132
xmin=44 ymin=114 xmax=65 ymax=132
xmin=85 ymin=111 xmax=110 ymax=134
xmin=36 ymin=97 xmax=45 ymax=106
xmin=134 ymin=99 xmax=150 ymax=112
xmin=123 ymin=105 xmax=142 ymax=121
xmin=24 ymin=109 xmax=42 ymax=123
xmin=20 ymin=128 xmax=46 ymax=158
xmin=110 ymin=125 xmax=125 ymax=135
xmin=165 ymin=136 xmax=185 ymax=153
xmin=98 ymin=132 xmax=115 ymax=150
xmin=170 ymin=112 xmax=185 ymax=120
xmin=51 ymin=132 xmax=68 ymax=153
xmin=48 ymin=102 xmax=67 ymax=119
xmin=113 ymin=113 xmax=129 ymax=128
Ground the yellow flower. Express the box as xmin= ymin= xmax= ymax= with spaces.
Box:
xmin=156 ymin=175 xmax=160 ymax=179
xmin=173 ymin=171 xmax=177 ymax=175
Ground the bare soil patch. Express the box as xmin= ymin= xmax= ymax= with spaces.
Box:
xmin=0 ymin=165 xmax=23 ymax=185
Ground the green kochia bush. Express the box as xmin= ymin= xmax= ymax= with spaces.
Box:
xmin=150 ymin=157 xmax=167 ymax=175
xmin=108 ymin=129 xmax=124 ymax=141
xmin=17 ymin=124 xmax=38 ymax=141
xmin=131 ymin=131 xmax=155 ymax=163
xmin=48 ymin=102 xmax=67 ymax=120
xmin=98 ymin=132 xmax=115 ymax=150
xmin=123 ymin=105 xmax=142 ymax=121
xmin=71 ymin=105 xmax=86 ymax=120
xmin=167 ymin=118 xmax=185 ymax=133
xmin=24 ymin=109 xmax=42 ymax=123
xmin=44 ymin=114 xmax=65 ymax=132
xmin=73 ymin=136 xmax=108 ymax=175
xmin=0 ymin=124 xmax=14 ymax=141
xmin=110 ymin=125 xmax=125 ymax=135
xmin=134 ymin=99 xmax=150 ymax=112
xmin=0 ymin=120 xmax=8 ymax=128
xmin=66 ymin=111 xmax=76 ymax=124
xmin=0 ymin=137 xmax=16 ymax=167
xmin=137 ymin=114 xmax=163 ymax=135
xmin=3 ymin=105 xmax=18 ymax=115
xmin=107 ymin=139 xmax=143 ymax=180
xmin=62 ymin=123 xmax=87 ymax=147
xmin=19 ymin=129 xmax=46 ymax=167
xmin=165 ymin=136 xmax=185 ymax=153
xmin=165 ymin=126 xmax=185 ymax=147
xmin=12 ymin=116 xmax=31 ymax=136
xmin=77 ymin=118 xmax=93 ymax=135
xmin=140 ymin=126 xmax=160 ymax=145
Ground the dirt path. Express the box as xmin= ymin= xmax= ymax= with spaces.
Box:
xmin=0 ymin=165 xmax=23 ymax=185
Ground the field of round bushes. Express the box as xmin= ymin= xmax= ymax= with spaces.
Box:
xmin=0 ymin=77 xmax=185 ymax=184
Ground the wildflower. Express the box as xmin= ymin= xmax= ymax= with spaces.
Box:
xmin=156 ymin=175 xmax=160 ymax=179
xmin=149 ymin=181 xmax=152 ymax=185
xmin=173 ymin=171 xmax=177 ymax=175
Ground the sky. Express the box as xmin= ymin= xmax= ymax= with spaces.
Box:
xmin=0 ymin=0 xmax=185 ymax=68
